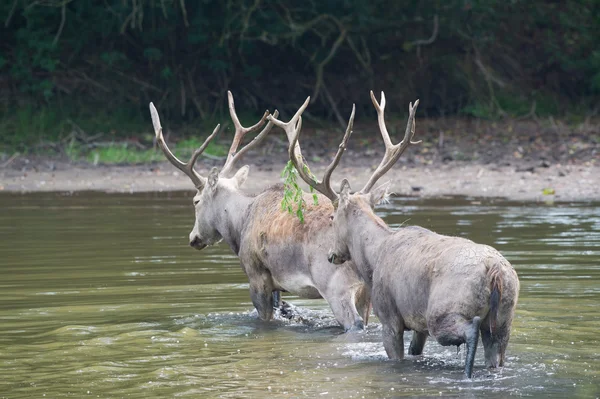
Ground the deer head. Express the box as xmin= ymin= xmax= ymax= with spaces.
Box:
xmin=285 ymin=91 xmax=419 ymax=263
xmin=149 ymin=92 xmax=278 ymax=250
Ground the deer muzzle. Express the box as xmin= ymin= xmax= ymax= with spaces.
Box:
xmin=189 ymin=235 xmax=207 ymax=250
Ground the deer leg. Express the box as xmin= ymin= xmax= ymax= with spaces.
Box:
xmin=248 ymin=271 xmax=275 ymax=321
xmin=272 ymin=290 xmax=281 ymax=308
xmin=480 ymin=324 xmax=500 ymax=369
xmin=408 ymin=331 xmax=428 ymax=356
xmin=321 ymin=270 xmax=366 ymax=332
xmin=381 ymin=318 xmax=405 ymax=360
xmin=326 ymin=294 xmax=364 ymax=332
xmin=271 ymin=290 xmax=291 ymax=318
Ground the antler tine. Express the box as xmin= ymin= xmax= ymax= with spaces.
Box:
xmin=220 ymin=108 xmax=279 ymax=177
xmin=370 ymin=90 xmax=392 ymax=149
xmin=321 ymin=104 xmax=355 ymax=199
xmin=286 ymin=104 xmax=356 ymax=204
xmin=150 ymin=102 xmax=220 ymax=189
xmin=220 ymin=91 xmax=270 ymax=176
xmin=360 ymin=94 xmax=420 ymax=193
xmin=267 ymin=96 xmax=311 ymax=141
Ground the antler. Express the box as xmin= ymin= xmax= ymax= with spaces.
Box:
xmin=149 ymin=102 xmax=219 ymax=189
xmin=220 ymin=91 xmax=277 ymax=177
xmin=150 ymin=92 xmax=277 ymax=188
xmin=266 ymin=96 xmax=311 ymax=163
xmin=360 ymin=91 xmax=420 ymax=193
xmin=269 ymin=98 xmax=355 ymax=204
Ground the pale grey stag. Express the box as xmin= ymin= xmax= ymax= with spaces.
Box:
xmin=286 ymin=91 xmax=520 ymax=378
xmin=148 ymin=93 xmax=370 ymax=331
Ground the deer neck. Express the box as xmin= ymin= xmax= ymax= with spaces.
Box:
xmin=347 ymin=206 xmax=392 ymax=284
xmin=214 ymin=190 xmax=254 ymax=255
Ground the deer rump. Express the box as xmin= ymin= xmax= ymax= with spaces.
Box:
xmin=371 ymin=226 xmax=519 ymax=364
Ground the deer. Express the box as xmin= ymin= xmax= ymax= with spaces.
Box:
xmin=284 ymin=91 xmax=520 ymax=378
xmin=148 ymin=92 xmax=370 ymax=331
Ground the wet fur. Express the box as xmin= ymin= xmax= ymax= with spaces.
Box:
xmin=335 ymin=196 xmax=519 ymax=376
xmin=195 ymin=182 xmax=370 ymax=331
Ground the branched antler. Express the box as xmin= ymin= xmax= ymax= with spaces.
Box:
xmin=270 ymin=99 xmax=355 ymax=204
xmin=150 ymin=102 xmax=219 ymax=189
xmin=150 ymin=91 xmax=277 ymax=188
xmin=220 ymin=91 xmax=276 ymax=177
xmin=360 ymin=91 xmax=420 ymax=193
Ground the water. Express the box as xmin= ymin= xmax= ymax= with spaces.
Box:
xmin=0 ymin=192 xmax=599 ymax=398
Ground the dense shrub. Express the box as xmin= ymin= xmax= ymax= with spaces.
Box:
xmin=1 ymin=0 xmax=598 ymax=146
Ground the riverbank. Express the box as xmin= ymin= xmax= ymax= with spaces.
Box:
xmin=1 ymin=117 xmax=598 ymax=202
xmin=1 ymin=158 xmax=598 ymax=202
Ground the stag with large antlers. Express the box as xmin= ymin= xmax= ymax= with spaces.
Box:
xmin=149 ymin=92 xmax=370 ymax=331
xmin=288 ymin=91 xmax=520 ymax=378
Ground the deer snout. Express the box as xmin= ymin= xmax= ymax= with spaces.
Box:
xmin=189 ymin=235 xmax=207 ymax=250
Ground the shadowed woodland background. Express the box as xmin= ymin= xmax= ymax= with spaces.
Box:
xmin=1 ymin=0 xmax=599 ymax=152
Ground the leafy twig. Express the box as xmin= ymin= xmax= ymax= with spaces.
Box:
xmin=281 ymin=160 xmax=318 ymax=223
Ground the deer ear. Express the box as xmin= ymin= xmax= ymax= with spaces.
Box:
xmin=370 ymin=181 xmax=391 ymax=207
xmin=233 ymin=165 xmax=249 ymax=188
xmin=208 ymin=167 xmax=219 ymax=190
xmin=339 ymin=179 xmax=351 ymax=204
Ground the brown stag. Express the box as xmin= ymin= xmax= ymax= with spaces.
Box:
xmin=148 ymin=93 xmax=370 ymax=331
xmin=286 ymin=91 xmax=520 ymax=378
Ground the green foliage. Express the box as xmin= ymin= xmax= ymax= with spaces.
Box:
xmin=84 ymin=139 xmax=226 ymax=165
xmin=281 ymin=161 xmax=319 ymax=223
xmin=0 ymin=0 xmax=598 ymax=149
xmin=175 ymin=138 xmax=227 ymax=158
xmin=87 ymin=145 xmax=162 ymax=165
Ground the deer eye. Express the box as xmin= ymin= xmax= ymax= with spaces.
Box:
xmin=193 ymin=199 xmax=200 ymax=206
xmin=329 ymin=214 xmax=334 ymax=221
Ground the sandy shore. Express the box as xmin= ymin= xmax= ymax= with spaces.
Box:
xmin=1 ymin=160 xmax=598 ymax=202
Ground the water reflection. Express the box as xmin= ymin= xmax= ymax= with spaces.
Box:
xmin=0 ymin=192 xmax=598 ymax=398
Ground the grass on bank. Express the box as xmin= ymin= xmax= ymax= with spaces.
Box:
xmin=82 ymin=139 xmax=227 ymax=165
xmin=1 ymin=94 xmax=598 ymax=166
xmin=0 ymin=102 xmax=250 ymax=165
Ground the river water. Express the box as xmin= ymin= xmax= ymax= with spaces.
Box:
xmin=0 ymin=192 xmax=598 ymax=398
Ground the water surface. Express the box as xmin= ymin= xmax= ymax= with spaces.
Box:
xmin=0 ymin=192 xmax=598 ymax=398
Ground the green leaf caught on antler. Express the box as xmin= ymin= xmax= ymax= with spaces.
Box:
xmin=281 ymin=160 xmax=318 ymax=223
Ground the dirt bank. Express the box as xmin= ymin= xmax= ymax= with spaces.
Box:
xmin=1 ymin=117 xmax=598 ymax=202
xmin=1 ymin=157 xmax=598 ymax=202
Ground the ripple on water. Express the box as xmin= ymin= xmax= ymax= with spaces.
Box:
xmin=0 ymin=194 xmax=599 ymax=398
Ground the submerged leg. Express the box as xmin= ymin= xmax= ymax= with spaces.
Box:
xmin=322 ymin=272 xmax=367 ymax=332
xmin=272 ymin=290 xmax=294 ymax=319
xmin=381 ymin=319 xmax=405 ymax=360
xmin=328 ymin=295 xmax=365 ymax=332
xmin=480 ymin=326 xmax=500 ymax=369
xmin=248 ymin=270 xmax=275 ymax=321
xmin=464 ymin=316 xmax=482 ymax=378
xmin=272 ymin=290 xmax=281 ymax=308
xmin=408 ymin=331 xmax=428 ymax=356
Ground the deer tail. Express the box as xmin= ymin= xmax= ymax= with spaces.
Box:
xmin=488 ymin=264 xmax=503 ymax=335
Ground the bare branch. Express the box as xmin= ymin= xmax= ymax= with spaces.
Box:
xmin=408 ymin=14 xmax=439 ymax=47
